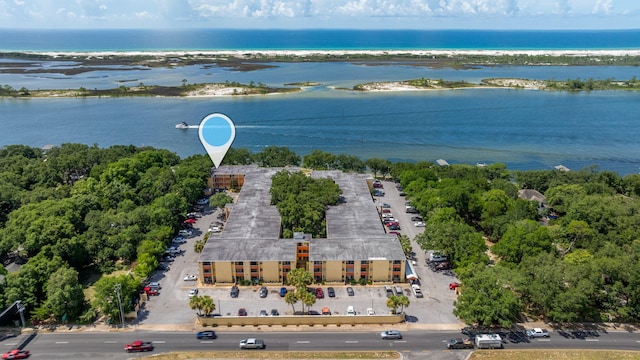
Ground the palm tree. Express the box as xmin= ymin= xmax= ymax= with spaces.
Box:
xmin=284 ymin=291 xmax=298 ymax=313
xmin=386 ymin=295 xmax=400 ymax=314
xmin=300 ymin=290 xmax=317 ymax=314
xmin=189 ymin=295 xmax=203 ymax=316
xmin=200 ymin=295 xmax=215 ymax=316
xmin=396 ymin=295 xmax=410 ymax=313
xmin=286 ymin=268 xmax=313 ymax=289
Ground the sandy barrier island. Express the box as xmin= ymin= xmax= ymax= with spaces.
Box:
xmin=32 ymin=49 xmax=640 ymax=58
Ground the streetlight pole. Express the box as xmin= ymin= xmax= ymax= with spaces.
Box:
xmin=114 ymin=283 xmax=125 ymax=328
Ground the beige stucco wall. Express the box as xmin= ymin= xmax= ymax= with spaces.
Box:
xmin=261 ymin=261 xmax=281 ymax=283
xmin=197 ymin=313 xmax=404 ymax=327
xmin=215 ymin=262 xmax=234 ymax=283
xmin=370 ymin=260 xmax=390 ymax=282
xmin=325 ymin=260 xmax=343 ymax=282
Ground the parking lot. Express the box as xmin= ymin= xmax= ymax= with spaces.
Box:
xmin=140 ymin=180 xmax=461 ymax=328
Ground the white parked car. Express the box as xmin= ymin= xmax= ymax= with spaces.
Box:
xmin=526 ymin=328 xmax=550 ymax=338
xmin=209 ymin=226 xmax=221 ymax=233
xmin=414 ymin=222 xmax=426 ymax=227
xmin=366 ymin=308 xmax=376 ymax=315
xmin=429 ymin=252 xmax=448 ymax=262
xmin=188 ymin=288 xmax=198 ymax=298
xmin=183 ymin=274 xmax=197 ymax=281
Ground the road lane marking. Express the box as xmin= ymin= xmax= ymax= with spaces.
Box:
xmin=200 ymin=341 xmax=214 ymax=344
xmin=537 ymin=339 xmax=551 ymax=342
xmin=104 ymin=341 xmax=117 ymax=343
xmin=345 ymin=341 xmax=359 ymax=344
xmin=55 ymin=341 xmax=69 ymax=344
xmin=585 ymin=339 xmax=599 ymax=342
xmin=153 ymin=341 xmax=166 ymax=343
xmin=394 ymin=340 xmax=407 ymax=343
xmin=296 ymin=341 xmax=310 ymax=344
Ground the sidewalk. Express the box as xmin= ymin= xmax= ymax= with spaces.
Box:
xmin=21 ymin=320 xmax=636 ymax=334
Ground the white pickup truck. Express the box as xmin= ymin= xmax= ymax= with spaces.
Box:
xmin=239 ymin=338 xmax=266 ymax=349
xmin=411 ymin=284 xmax=424 ymax=298
xmin=526 ymin=328 xmax=550 ymax=338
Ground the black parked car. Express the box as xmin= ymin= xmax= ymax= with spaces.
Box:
xmin=346 ymin=287 xmax=355 ymax=296
xmin=230 ymin=285 xmax=239 ymax=298
xmin=327 ymin=287 xmax=335 ymax=297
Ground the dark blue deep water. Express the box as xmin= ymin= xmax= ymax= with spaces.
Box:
xmin=1 ymin=29 xmax=640 ymax=51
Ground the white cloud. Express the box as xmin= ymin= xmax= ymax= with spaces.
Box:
xmin=593 ymin=0 xmax=612 ymax=14
xmin=552 ymin=0 xmax=571 ymax=15
xmin=434 ymin=0 xmax=518 ymax=15
xmin=0 ymin=0 xmax=640 ymax=29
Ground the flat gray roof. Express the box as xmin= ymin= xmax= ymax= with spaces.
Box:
xmin=310 ymin=236 xmax=405 ymax=261
xmin=199 ymin=166 xmax=405 ymax=263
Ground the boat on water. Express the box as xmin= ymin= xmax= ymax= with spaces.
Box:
xmin=175 ymin=122 xmax=189 ymax=129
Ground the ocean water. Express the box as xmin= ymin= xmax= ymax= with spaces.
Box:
xmin=1 ymin=29 xmax=640 ymax=52
xmin=1 ymin=29 xmax=640 ymax=175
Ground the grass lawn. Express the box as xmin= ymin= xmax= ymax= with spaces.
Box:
xmin=469 ymin=350 xmax=640 ymax=360
xmin=143 ymin=351 xmax=400 ymax=359
xmin=143 ymin=350 xmax=640 ymax=359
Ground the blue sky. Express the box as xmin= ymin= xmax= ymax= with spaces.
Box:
xmin=1 ymin=0 xmax=639 ymax=30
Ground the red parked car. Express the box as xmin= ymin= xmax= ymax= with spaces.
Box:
xmin=315 ymin=288 xmax=324 ymax=299
xmin=144 ymin=287 xmax=159 ymax=296
xmin=449 ymin=282 xmax=460 ymax=290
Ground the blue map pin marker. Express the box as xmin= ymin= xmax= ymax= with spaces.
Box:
xmin=198 ymin=113 xmax=236 ymax=168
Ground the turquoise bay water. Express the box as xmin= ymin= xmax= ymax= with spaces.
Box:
xmin=2 ymin=87 xmax=639 ymax=175
xmin=1 ymin=29 xmax=640 ymax=175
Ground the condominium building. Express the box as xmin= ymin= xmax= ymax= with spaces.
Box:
xmin=198 ymin=166 xmax=406 ymax=285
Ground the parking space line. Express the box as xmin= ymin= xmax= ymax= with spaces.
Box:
xmin=345 ymin=340 xmax=359 ymax=344
xmin=585 ymin=339 xmax=600 ymax=342
xmin=296 ymin=341 xmax=310 ymax=344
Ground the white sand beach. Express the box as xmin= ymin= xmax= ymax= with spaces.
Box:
xmin=38 ymin=49 xmax=640 ymax=59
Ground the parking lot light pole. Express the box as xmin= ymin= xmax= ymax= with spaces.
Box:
xmin=114 ymin=283 xmax=125 ymax=328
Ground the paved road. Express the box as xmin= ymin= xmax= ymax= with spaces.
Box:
xmin=5 ymin=328 xmax=637 ymax=360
